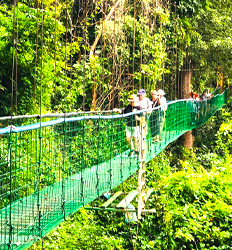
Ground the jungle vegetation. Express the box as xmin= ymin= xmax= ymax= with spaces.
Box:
xmin=0 ymin=0 xmax=232 ymax=249
xmin=0 ymin=0 xmax=231 ymax=116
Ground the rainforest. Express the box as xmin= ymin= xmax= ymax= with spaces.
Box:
xmin=0 ymin=0 xmax=232 ymax=249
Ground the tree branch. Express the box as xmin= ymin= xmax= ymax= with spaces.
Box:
xmin=89 ymin=0 xmax=123 ymax=60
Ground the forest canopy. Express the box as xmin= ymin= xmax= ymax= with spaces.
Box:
xmin=0 ymin=0 xmax=231 ymax=115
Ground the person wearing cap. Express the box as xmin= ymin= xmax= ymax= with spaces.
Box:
xmin=157 ymin=89 xmax=167 ymax=141
xmin=149 ymin=90 xmax=161 ymax=141
xmin=137 ymin=89 xmax=152 ymax=110
xmin=113 ymin=94 xmax=143 ymax=157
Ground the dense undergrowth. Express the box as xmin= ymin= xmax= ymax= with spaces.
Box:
xmin=30 ymin=97 xmax=232 ymax=250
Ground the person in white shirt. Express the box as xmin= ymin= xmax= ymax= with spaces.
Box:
xmin=137 ymin=89 xmax=152 ymax=137
xmin=158 ymin=89 xmax=167 ymax=111
xmin=137 ymin=89 xmax=152 ymax=110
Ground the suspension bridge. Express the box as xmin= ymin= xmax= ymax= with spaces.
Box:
xmin=0 ymin=88 xmax=229 ymax=249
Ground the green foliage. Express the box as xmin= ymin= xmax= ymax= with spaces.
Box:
xmin=0 ymin=3 xmax=79 ymax=115
xmin=31 ymin=147 xmax=232 ymax=250
xmin=31 ymin=209 xmax=126 ymax=250
xmin=0 ymin=0 xmax=231 ymax=114
xmin=30 ymin=99 xmax=232 ymax=250
xmin=0 ymin=0 xmax=232 ymax=248
xmin=150 ymin=159 xmax=232 ymax=249
xmin=172 ymin=0 xmax=208 ymax=18
xmin=186 ymin=0 xmax=232 ymax=90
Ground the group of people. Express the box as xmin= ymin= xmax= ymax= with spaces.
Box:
xmin=189 ymin=89 xmax=213 ymax=121
xmin=189 ymin=89 xmax=212 ymax=101
xmin=113 ymin=87 xmax=213 ymax=157
xmin=113 ymin=89 xmax=167 ymax=157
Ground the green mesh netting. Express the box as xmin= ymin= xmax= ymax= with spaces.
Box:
xmin=0 ymin=88 xmax=229 ymax=249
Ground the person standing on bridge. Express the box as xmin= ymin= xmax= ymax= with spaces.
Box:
xmin=113 ymin=94 xmax=143 ymax=157
xmin=137 ymin=89 xmax=152 ymax=138
xmin=201 ymin=90 xmax=212 ymax=117
xmin=157 ymin=89 xmax=167 ymax=141
xmin=201 ymin=90 xmax=208 ymax=116
xmin=189 ymin=91 xmax=200 ymax=123
xmin=149 ymin=90 xmax=161 ymax=142
xmin=137 ymin=89 xmax=152 ymax=110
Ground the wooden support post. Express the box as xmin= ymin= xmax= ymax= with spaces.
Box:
xmin=116 ymin=190 xmax=138 ymax=209
xmin=85 ymin=207 xmax=156 ymax=213
xmin=101 ymin=191 xmax=122 ymax=208
xmin=137 ymin=114 xmax=147 ymax=219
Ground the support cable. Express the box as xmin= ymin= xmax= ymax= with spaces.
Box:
xmin=61 ymin=0 xmax=69 ymax=221
xmin=132 ymin=0 xmax=136 ymax=91
xmin=82 ymin=0 xmax=88 ymax=111
xmin=37 ymin=0 xmax=44 ymax=244
xmin=7 ymin=0 xmax=18 ymax=247
xmin=80 ymin=118 xmax=85 ymax=206
xmin=15 ymin=0 xmax=19 ymax=116
xmin=96 ymin=119 xmax=100 ymax=197
xmin=34 ymin=3 xmax=40 ymax=114
xmin=54 ymin=0 xmax=57 ymax=109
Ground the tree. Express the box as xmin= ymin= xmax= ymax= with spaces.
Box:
xmin=0 ymin=3 xmax=80 ymax=116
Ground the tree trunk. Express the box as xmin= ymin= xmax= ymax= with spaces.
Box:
xmin=89 ymin=0 xmax=123 ymax=60
xmin=177 ymin=68 xmax=192 ymax=100
xmin=177 ymin=63 xmax=194 ymax=148
xmin=91 ymin=85 xmax=97 ymax=111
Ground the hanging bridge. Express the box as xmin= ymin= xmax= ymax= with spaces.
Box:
xmin=0 ymin=88 xmax=229 ymax=250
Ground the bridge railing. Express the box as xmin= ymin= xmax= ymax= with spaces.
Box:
xmin=0 ymin=88 xmax=229 ymax=249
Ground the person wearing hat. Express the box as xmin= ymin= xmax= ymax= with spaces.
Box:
xmin=149 ymin=90 xmax=161 ymax=141
xmin=137 ymin=89 xmax=152 ymax=110
xmin=113 ymin=94 xmax=143 ymax=157
xmin=157 ymin=89 xmax=167 ymax=108
xmin=137 ymin=89 xmax=152 ymax=140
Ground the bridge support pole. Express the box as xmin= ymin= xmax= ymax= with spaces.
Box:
xmin=137 ymin=115 xmax=147 ymax=219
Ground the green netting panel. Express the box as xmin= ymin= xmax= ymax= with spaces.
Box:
xmin=0 ymin=88 xmax=229 ymax=249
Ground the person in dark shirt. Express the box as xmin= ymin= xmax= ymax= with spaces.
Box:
xmin=113 ymin=94 xmax=143 ymax=157
xmin=149 ymin=90 xmax=161 ymax=141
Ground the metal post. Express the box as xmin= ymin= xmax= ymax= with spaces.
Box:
xmin=137 ymin=113 xmax=146 ymax=219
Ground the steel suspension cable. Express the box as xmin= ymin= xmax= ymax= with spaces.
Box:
xmin=174 ymin=17 xmax=178 ymax=99
xmin=60 ymin=0 xmax=69 ymax=221
xmin=99 ymin=0 xmax=105 ymax=109
xmin=54 ymin=0 xmax=57 ymax=109
xmin=82 ymin=0 xmax=88 ymax=111
xmin=37 ymin=0 xmax=44 ymax=243
xmin=132 ymin=0 xmax=136 ymax=91
xmin=111 ymin=3 xmax=116 ymax=110
xmin=8 ymin=0 xmax=18 ymax=247
xmin=34 ymin=2 xmax=39 ymax=114
xmin=15 ymin=0 xmax=19 ymax=116
xmin=70 ymin=2 xmax=74 ymax=107
xmin=171 ymin=1 xmax=177 ymax=99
